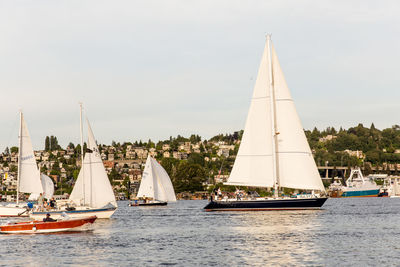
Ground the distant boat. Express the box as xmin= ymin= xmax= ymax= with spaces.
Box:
xmin=204 ymin=35 xmax=327 ymax=211
xmin=0 ymin=112 xmax=54 ymax=217
xmin=387 ymin=177 xmax=400 ymax=198
xmin=0 ymin=216 xmax=97 ymax=234
xmin=30 ymin=104 xmax=117 ymax=220
xmin=132 ymin=155 xmax=176 ymax=206
xmin=340 ymin=168 xmax=380 ymax=197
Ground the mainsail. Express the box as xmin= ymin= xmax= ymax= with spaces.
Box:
xmin=137 ymin=156 xmax=176 ymax=202
xmin=225 ymin=36 xmax=325 ymax=192
xmin=70 ymin=120 xmax=118 ymax=208
xmin=18 ymin=113 xmax=44 ymax=195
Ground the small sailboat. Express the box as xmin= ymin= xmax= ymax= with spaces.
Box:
xmin=131 ymin=155 xmax=176 ymax=206
xmin=0 ymin=216 xmax=97 ymax=234
xmin=30 ymin=104 xmax=118 ymax=220
xmin=204 ymin=35 xmax=327 ymax=211
xmin=0 ymin=112 xmax=54 ymax=217
xmin=388 ymin=176 xmax=400 ymax=198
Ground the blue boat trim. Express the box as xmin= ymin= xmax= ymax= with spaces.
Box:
xmin=341 ymin=189 xmax=380 ymax=197
xmin=32 ymin=207 xmax=116 ymax=215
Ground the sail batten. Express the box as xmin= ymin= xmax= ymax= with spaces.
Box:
xmin=225 ymin=37 xmax=325 ymax=192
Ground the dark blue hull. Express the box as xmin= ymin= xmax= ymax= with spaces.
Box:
xmin=204 ymin=197 xmax=328 ymax=211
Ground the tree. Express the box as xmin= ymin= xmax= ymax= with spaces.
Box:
xmin=161 ymin=158 xmax=179 ymax=177
xmin=49 ymin=135 xmax=60 ymax=151
xmin=108 ymin=168 xmax=120 ymax=182
xmin=173 ymin=161 xmax=206 ymax=193
xmin=45 ymin=136 xmax=50 ymax=151
xmin=188 ymin=153 xmax=205 ymax=166
xmin=10 ymin=147 xmax=18 ymax=154
xmin=67 ymin=142 xmax=75 ymax=149
xmin=147 ymin=139 xmax=155 ymax=148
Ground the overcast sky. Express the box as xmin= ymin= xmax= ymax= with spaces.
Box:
xmin=1 ymin=0 xmax=399 ymax=150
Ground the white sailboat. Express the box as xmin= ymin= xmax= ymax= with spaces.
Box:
xmin=204 ymin=35 xmax=327 ymax=211
xmin=0 ymin=112 xmax=53 ymax=217
xmin=132 ymin=155 xmax=176 ymax=206
xmin=30 ymin=104 xmax=117 ymax=219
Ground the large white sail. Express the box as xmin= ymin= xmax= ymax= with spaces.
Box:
xmin=18 ymin=113 xmax=43 ymax=195
xmin=271 ymin=44 xmax=324 ymax=191
xmin=225 ymin=40 xmax=275 ymax=188
xmin=41 ymin=174 xmax=55 ymax=199
xmin=137 ymin=156 xmax=156 ymax=199
xmin=225 ymin=37 xmax=324 ymax=192
xmin=150 ymin=157 xmax=177 ymax=202
xmin=137 ymin=156 xmax=177 ymax=202
xmin=70 ymin=120 xmax=117 ymax=208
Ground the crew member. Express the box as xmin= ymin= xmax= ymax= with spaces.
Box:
xmin=43 ymin=213 xmax=56 ymax=222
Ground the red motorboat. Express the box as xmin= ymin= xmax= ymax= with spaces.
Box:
xmin=0 ymin=216 xmax=97 ymax=234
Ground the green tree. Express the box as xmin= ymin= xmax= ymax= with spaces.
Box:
xmin=173 ymin=161 xmax=206 ymax=193
xmin=45 ymin=136 xmax=50 ymax=151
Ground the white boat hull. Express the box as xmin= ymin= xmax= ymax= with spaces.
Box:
xmin=0 ymin=205 xmax=29 ymax=217
xmin=29 ymin=207 xmax=117 ymax=220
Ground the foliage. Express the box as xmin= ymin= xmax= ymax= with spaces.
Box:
xmin=172 ymin=161 xmax=206 ymax=193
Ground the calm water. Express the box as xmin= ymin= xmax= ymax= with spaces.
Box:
xmin=0 ymin=198 xmax=400 ymax=266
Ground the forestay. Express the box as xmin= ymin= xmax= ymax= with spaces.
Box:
xmin=70 ymin=120 xmax=118 ymax=208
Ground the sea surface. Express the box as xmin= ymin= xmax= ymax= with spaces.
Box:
xmin=0 ymin=198 xmax=399 ymax=266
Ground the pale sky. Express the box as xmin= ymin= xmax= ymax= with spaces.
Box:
xmin=1 ymin=1 xmax=399 ymax=150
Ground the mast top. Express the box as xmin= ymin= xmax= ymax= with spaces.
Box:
xmin=266 ymin=34 xmax=272 ymax=40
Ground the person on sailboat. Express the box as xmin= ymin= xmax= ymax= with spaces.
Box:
xmin=49 ymin=197 xmax=56 ymax=209
xmin=217 ymin=188 xmax=222 ymax=200
xmin=235 ymin=188 xmax=241 ymax=201
xmin=37 ymin=193 xmax=44 ymax=211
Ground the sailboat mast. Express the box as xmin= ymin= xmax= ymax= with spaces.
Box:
xmin=16 ymin=111 xmax=23 ymax=205
xmin=79 ymin=103 xmax=86 ymax=206
xmin=89 ymin=127 xmax=93 ymax=207
xmin=266 ymin=35 xmax=280 ymax=197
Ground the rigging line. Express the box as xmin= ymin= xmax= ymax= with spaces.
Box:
xmin=3 ymin=113 xmax=18 ymax=152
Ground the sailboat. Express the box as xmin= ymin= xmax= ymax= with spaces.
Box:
xmin=30 ymin=104 xmax=118 ymax=219
xmin=0 ymin=112 xmax=54 ymax=217
xmin=204 ymin=35 xmax=328 ymax=211
xmin=132 ymin=155 xmax=176 ymax=206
